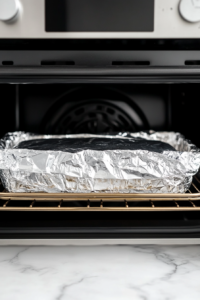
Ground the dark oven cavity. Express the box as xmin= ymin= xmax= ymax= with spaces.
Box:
xmin=0 ymin=82 xmax=200 ymax=239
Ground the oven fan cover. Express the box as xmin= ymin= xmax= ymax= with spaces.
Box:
xmin=41 ymin=88 xmax=148 ymax=134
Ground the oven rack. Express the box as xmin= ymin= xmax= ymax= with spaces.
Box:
xmin=0 ymin=198 xmax=200 ymax=211
xmin=0 ymin=176 xmax=200 ymax=211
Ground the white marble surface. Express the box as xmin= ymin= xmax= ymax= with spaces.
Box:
xmin=0 ymin=245 xmax=200 ymax=300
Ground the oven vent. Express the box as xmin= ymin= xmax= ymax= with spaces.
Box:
xmin=112 ymin=61 xmax=150 ymax=66
xmin=2 ymin=61 xmax=14 ymax=65
xmin=42 ymin=99 xmax=144 ymax=134
xmin=185 ymin=60 xmax=200 ymax=65
xmin=41 ymin=60 xmax=75 ymax=66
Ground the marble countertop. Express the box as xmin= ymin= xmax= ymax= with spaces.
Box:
xmin=0 ymin=245 xmax=200 ymax=300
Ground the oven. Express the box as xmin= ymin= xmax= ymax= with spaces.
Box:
xmin=1 ymin=0 xmax=200 ymax=245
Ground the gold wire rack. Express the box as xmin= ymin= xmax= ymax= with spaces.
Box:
xmin=0 ymin=176 xmax=200 ymax=211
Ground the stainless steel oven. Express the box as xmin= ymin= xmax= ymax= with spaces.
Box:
xmin=1 ymin=0 xmax=200 ymax=245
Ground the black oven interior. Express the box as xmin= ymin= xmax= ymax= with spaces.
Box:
xmin=0 ymin=82 xmax=200 ymax=239
xmin=1 ymin=83 xmax=200 ymax=146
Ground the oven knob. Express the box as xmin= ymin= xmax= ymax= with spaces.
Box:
xmin=179 ymin=0 xmax=200 ymax=22
xmin=0 ymin=0 xmax=20 ymax=22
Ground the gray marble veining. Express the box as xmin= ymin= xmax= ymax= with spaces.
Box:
xmin=0 ymin=245 xmax=200 ymax=300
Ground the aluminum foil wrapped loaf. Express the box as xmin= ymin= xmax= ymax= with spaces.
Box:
xmin=0 ymin=131 xmax=200 ymax=193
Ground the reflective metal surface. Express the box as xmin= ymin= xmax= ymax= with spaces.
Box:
xmin=0 ymin=131 xmax=200 ymax=193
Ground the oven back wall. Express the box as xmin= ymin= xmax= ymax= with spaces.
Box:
xmin=0 ymin=83 xmax=200 ymax=146
xmin=18 ymin=84 xmax=169 ymax=134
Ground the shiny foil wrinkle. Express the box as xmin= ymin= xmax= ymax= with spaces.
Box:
xmin=0 ymin=131 xmax=200 ymax=194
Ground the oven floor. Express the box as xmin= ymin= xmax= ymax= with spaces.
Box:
xmin=0 ymin=245 xmax=199 ymax=300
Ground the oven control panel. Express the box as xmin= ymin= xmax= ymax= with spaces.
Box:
xmin=1 ymin=0 xmax=200 ymax=38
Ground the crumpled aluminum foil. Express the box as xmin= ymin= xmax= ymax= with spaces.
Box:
xmin=0 ymin=131 xmax=200 ymax=193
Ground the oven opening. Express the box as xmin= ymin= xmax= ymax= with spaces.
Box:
xmin=0 ymin=83 xmax=200 ymax=239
